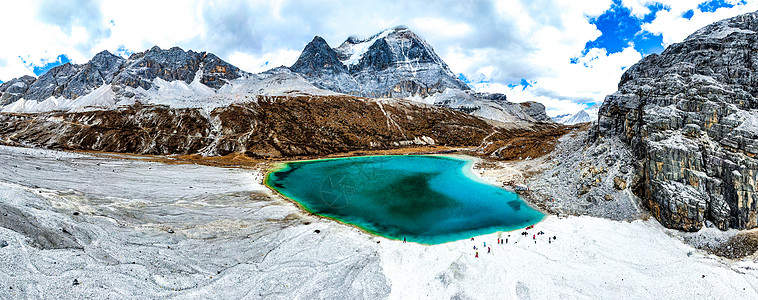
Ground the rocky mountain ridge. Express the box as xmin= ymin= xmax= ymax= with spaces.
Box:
xmin=595 ymin=11 xmax=758 ymax=231
xmin=0 ymin=46 xmax=248 ymax=109
xmin=290 ymin=26 xmax=549 ymax=123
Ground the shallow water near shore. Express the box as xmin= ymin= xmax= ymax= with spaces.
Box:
xmin=267 ymin=155 xmax=544 ymax=244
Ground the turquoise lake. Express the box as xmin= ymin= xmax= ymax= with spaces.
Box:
xmin=266 ymin=155 xmax=544 ymax=244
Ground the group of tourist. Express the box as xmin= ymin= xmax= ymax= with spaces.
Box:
xmin=472 ymin=226 xmax=555 ymax=257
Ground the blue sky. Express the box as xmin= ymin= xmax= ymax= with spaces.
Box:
xmin=584 ymin=0 xmax=667 ymax=56
xmin=0 ymin=0 xmax=755 ymax=116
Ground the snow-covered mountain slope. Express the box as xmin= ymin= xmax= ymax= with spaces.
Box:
xmin=291 ymin=26 xmax=469 ymax=98
xmin=554 ymin=105 xmax=599 ymax=125
xmin=2 ymin=84 xmax=120 ymax=113
xmin=422 ymin=88 xmax=550 ymax=123
xmin=2 ymin=67 xmax=335 ymax=113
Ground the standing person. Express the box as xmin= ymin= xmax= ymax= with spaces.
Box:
xmin=475 ymin=251 xmax=479 ymax=258
xmin=403 ymin=237 xmax=406 ymax=243
xmin=488 ymin=247 xmax=491 ymax=254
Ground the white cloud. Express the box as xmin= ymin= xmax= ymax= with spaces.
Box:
xmin=643 ymin=0 xmax=758 ymax=46
xmin=227 ymin=49 xmax=301 ymax=73
xmin=409 ymin=18 xmax=472 ymax=39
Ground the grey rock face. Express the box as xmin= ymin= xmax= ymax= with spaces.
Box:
xmin=595 ymin=11 xmax=758 ymax=231
xmin=23 ymin=63 xmax=80 ymax=101
xmin=291 ymin=26 xmax=469 ymax=98
xmin=200 ymin=52 xmax=247 ymax=89
xmin=0 ymin=75 xmax=36 ymax=105
xmin=518 ymin=101 xmax=551 ymax=122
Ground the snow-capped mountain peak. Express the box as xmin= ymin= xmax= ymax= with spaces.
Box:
xmin=290 ymin=25 xmax=468 ymax=98
xmin=554 ymin=105 xmax=599 ymax=125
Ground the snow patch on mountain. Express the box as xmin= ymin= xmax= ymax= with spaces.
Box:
xmin=337 ymin=29 xmax=394 ymax=67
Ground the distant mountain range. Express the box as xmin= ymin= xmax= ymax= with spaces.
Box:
xmin=0 ymin=26 xmax=550 ymax=124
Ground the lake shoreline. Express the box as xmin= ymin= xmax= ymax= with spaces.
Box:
xmin=264 ymin=155 xmax=545 ymax=244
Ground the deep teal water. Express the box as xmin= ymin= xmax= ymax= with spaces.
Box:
xmin=266 ymin=155 xmax=544 ymax=244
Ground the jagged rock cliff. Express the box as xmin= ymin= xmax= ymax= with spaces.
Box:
xmin=0 ymin=95 xmax=564 ymax=158
xmin=289 ymin=36 xmax=360 ymax=94
xmin=596 ymin=11 xmax=758 ymax=231
xmin=112 ymin=46 xmax=245 ymax=91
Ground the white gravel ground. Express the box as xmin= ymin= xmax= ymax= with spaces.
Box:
xmin=1 ymin=145 xmax=757 ymax=299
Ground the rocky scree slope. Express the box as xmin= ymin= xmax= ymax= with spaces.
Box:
xmin=290 ymin=26 xmax=550 ymax=123
xmin=595 ymin=11 xmax=758 ymax=231
xmin=0 ymin=94 xmax=565 ymax=159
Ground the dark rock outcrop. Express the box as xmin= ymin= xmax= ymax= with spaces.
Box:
xmin=0 ymin=104 xmax=210 ymax=154
xmin=518 ymin=101 xmax=551 ymax=122
xmin=596 ymin=11 xmax=758 ymax=230
xmin=290 ymin=36 xmax=359 ymax=93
